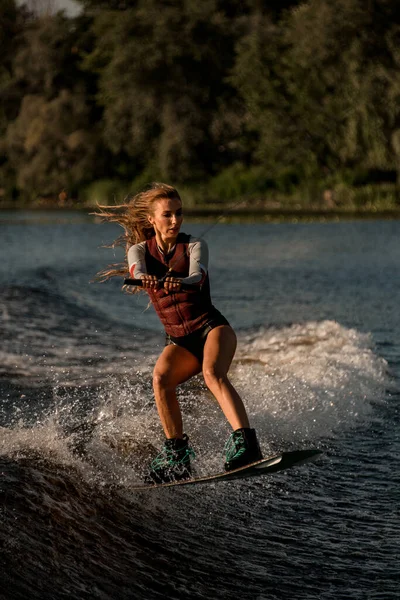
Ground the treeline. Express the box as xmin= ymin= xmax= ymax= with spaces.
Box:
xmin=1 ymin=0 xmax=400 ymax=207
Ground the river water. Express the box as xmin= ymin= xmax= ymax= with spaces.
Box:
xmin=1 ymin=211 xmax=399 ymax=599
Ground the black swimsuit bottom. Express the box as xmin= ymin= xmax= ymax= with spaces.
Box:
xmin=165 ymin=309 xmax=230 ymax=364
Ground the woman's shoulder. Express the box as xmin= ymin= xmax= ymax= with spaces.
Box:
xmin=186 ymin=236 xmax=209 ymax=266
xmin=127 ymin=240 xmax=147 ymax=255
xmin=183 ymin=234 xmax=207 ymax=247
xmin=128 ymin=239 xmax=148 ymax=249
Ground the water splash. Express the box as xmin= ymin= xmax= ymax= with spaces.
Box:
xmin=0 ymin=320 xmax=389 ymax=488
xmin=233 ymin=320 xmax=388 ymax=445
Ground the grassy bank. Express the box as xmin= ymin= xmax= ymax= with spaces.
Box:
xmin=1 ymin=179 xmax=400 ymax=222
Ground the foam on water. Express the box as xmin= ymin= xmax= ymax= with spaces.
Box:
xmin=0 ymin=320 xmax=388 ymax=488
xmin=234 ymin=320 xmax=387 ymax=443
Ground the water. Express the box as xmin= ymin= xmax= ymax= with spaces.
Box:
xmin=1 ymin=211 xmax=399 ymax=599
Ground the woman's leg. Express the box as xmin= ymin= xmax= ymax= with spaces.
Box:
xmin=153 ymin=345 xmax=201 ymax=438
xmin=202 ymin=325 xmax=250 ymax=430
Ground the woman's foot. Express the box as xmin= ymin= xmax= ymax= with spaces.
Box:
xmin=145 ymin=434 xmax=195 ymax=484
xmin=224 ymin=428 xmax=262 ymax=471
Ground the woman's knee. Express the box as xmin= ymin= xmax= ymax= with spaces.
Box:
xmin=203 ymin=365 xmax=228 ymax=389
xmin=153 ymin=369 xmax=175 ymax=391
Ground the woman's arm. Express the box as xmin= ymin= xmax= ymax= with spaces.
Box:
xmin=127 ymin=242 xmax=147 ymax=278
xmin=181 ymin=237 xmax=209 ymax=285
xmin=127 ymin=237 xmax=208 ymax=289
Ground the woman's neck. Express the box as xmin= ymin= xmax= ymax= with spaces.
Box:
xmin=155 ymin=233 xmax=177 ymax=254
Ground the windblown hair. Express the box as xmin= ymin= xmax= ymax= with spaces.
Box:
xmin=95 ymin=182 xmax=181 ymax=288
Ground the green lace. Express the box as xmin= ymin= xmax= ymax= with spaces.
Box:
xmin=151 ymin=443 xmax=195 ymax=470
xmin=224 ymin=431 xmax=246 ymax=461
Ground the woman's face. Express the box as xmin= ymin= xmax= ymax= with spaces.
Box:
xmin=149 ymin=197 xmax=183 ymax=242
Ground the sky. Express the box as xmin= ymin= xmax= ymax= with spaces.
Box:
xmin=50 ymin=0 xmax=81 ymax=14
xmin=16 ymin=0 xmax=82 ymax=16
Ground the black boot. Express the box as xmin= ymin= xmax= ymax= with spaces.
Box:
xmin=224 ymin=428 xmax=262 ymax=472
xmin=145 ymin=434 xmax=195 ymax=484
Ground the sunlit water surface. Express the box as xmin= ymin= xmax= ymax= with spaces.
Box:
xmin=1 ymin=211 xmax=399 ymax=599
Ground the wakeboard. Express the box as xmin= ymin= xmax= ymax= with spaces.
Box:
xmin=131 ymin=448 xmax=322 ymax=491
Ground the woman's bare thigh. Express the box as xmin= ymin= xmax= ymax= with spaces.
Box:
xmin=202 ymin=325 xmax=237 ymax=375
xmin=154 ymin=344 xmax=202 ymax=387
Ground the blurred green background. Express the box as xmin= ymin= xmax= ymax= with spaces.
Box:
xmin=2 ymin=0 xmax=400 ymax=213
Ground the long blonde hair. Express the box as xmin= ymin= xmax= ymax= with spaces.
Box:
xmin=95 ymin=182 xmax=181 ymax=285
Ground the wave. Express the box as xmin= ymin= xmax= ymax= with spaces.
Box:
xmin=0 ymin=284 xmax=160 ymax=390
xmin=0 ymin=318 xmax=392 ymax=600
xmin=1 ymin=452 xmax=179 ymax=600
xmin=235 ymin=320 xmax=388 ymax=443
xmin=1 ymin=319 xmax=388 ymax=480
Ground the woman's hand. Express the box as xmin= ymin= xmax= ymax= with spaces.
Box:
xmin=163 ymin=276 xmax=182 ymax=293
xmin=140 ymin=275 xmax=182 ymax=292
xmin=140 ymin=274 xmax=159 ymax=289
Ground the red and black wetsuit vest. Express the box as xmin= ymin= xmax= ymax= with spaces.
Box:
xmin=145 ymin=234 xmax=214 ymax=337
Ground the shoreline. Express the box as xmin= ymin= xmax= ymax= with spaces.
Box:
xmin=1 ymin=205 xmax=400 ymax=222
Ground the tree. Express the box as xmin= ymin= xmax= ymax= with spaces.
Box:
xmin=2 ymin=10 xmax=105 ymax=199
xmin=6 ymin=90 xmax=98 ymax=197
xmin=231 ymin=0 xmax=400 ymax=184
xmin=83 ymin=0 xmax=245 ymax=182
xmin=0 ymin=1 xmax=29 ymax=198
xmin=0 ymin=0 xmax=20 ymax=137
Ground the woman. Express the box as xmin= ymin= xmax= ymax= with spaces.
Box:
xmin=98 ymin=183 xmax=262 ymax=483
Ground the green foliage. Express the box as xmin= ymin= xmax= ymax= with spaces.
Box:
xmin=231 ymin=0 xmax=400 ymax=184
xmin=83 ymin=0 xmax=243 ymax=181
xmin=6 ymin=91 xmax=98 ymax=198
xmin=1 ymin=8 xmax=105 ymax=199
xmin=332 ymin=182 xmax=399 ymax=208
xmin=81 ymin=178 xmax=128 ymax=206
xmin=0 ymin=0 xmax=28 ymax=196
xmin=207 ymin=163 xmax=275 ymax=202
xmin=2 ymin=0 xmax=400 ymax=207
xmin=12 ymin=12 xmax=89 ymax=99
xmin=130 ymin=164 xmax=163 ymax=194
xmin=0 ymin=1 xmax=19 ymax=76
